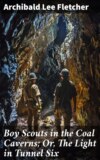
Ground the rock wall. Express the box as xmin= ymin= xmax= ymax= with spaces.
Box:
xmin=68 ymin=13 xmax=100 ymax=125
xmin=0 ymin=12 xmax=100 ymax=131
xmin=0 ymin=13 xmax=18 ymax=127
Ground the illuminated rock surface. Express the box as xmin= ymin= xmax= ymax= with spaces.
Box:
xmin=0 ymin=12 xmax=100 ymax=159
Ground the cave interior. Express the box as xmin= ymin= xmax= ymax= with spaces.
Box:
xmin=0 ymin=12 xmax=100 ymax=129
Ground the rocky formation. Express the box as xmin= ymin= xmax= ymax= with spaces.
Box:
xmin=0 ymin=12 xmax=100 ymax=136
xmin=70 ymin=13 xmax=100 ymax=125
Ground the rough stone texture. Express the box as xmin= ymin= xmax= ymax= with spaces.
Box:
xmin=0 ymin=11 xmax=100 ymax=160
xmin=0 ymin=12 xmax=100 ymax=136
xmin=70 ymin=13 xmax=100 ymax=125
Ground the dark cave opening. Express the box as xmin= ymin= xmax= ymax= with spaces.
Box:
xmin=0 ymin=12 xmax=100 ymax=130
xmin=37 ymin=14 xmax=68 ymax=107
xmin=54 ymin=15 xmax=67 ymax=45
xmin=0 ymin=11 xmax=100 ymax=160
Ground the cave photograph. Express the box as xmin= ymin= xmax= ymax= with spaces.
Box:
xmin=0 ymin=0 xmax=100 ymax=160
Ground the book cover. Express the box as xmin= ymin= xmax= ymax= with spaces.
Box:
xmin=0 ymin=0 xmax=100 ymax=160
